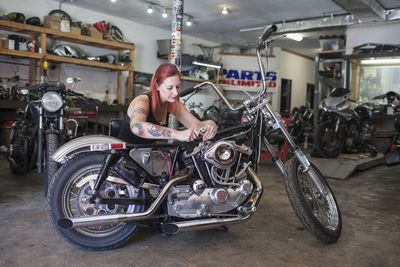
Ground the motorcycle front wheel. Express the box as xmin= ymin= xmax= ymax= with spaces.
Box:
xmin=44 ymin=133 xmax=59 ymax=196
xmin=315 ymin=121 xmax=345 ymax=158
xmin=47 ymin=152 xmax=145 ymax=250
xmin=284 ymin=157 xmax=342 ymax=243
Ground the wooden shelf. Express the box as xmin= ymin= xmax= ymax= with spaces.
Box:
xmin=45 ymin=54 xmax=134 ymax=71
xmin=0 ymin=20 xmax=134 ymax=50
xmin=0 ymin=20 xmax=136 ymax=103
xmin=0 ymin=48 xmax=43 ymax=60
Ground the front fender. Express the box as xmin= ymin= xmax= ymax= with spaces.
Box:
xmin=51 ymin=135 xmax=125 ymax=163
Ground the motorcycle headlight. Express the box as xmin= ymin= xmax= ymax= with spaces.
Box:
xmin=42 ymin=92 xmax=63 ymax=112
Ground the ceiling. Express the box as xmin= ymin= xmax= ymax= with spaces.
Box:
xmin=62 ymin=0 xmax=400 ymax=58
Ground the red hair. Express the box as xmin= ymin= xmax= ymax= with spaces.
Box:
xmin=148 ymin=63 xmax=182 ymax=123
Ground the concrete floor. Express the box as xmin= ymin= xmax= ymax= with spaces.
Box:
xmin=0 ymin=157 xmax=399 ymax=267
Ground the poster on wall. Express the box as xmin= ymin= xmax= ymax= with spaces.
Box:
xmin=221 ymin=68 xmax=277 ymax=91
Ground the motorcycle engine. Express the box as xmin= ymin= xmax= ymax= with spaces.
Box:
xmin=168 ymin=141 xmax=254 ymax=218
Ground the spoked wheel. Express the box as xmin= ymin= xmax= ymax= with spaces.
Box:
xmin=315 ymin=121 xmax=345 ymax=158
xmin=284 ymin=157 xmax=342 ymax=243
xmin=48 ymin=152 xmax=145 ymax=251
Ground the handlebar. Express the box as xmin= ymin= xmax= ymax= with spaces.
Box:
xmin=180 ymin=86 xmax=197 ymax=97
xmin=260 ymin=25 xmax=277 ymax=43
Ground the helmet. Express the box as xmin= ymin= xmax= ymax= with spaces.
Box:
xmin=99 ymin=54 xmax=115 ymax=64
xmin=26 ymin=17 xmax=41 ymax=26
xmin=53 ymin=44 xmax=78 ymax=58
xmin=7 ymin=12 xmax=25 ymax=23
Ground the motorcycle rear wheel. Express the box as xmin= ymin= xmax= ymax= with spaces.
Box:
xmin=47 ymin=152 xmax=145 ymax=250
xmin=315 ymin=121 xmax=345 ymax=158
xmin=284 ymin=157 xmax=342 ymax=243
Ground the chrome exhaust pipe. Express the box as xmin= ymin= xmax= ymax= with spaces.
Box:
xmin=57 ymin=167 xmax=192 ymax=229
xmin=161 ymin=166 xmax=263 ymax=235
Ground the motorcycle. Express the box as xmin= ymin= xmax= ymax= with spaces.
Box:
xmin=0 ymin=80 xmax=84 ymax=195
xmin=47 ymin=25 xmax=342 ymax=250
xmin=315 ymin=87 xmax=377 ymax=158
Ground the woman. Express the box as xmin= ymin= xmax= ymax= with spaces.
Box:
xmin=118 ymin=63 xmax=217 ymax=143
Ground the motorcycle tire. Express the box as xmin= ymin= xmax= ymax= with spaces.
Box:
xmin=47 ymin=152 xmax=145 ymax=251
xmin=48 ymin=9 xmax=72 ymax=23
xmin=44 ymin=133 xmax=59 ymax=197
xmin=315 ymin=121 xmax=345 ymax=158
xmin=284 ymin=157 xmax=342 ymax=243
xmin=9 ymin=135 xmax=29 ymax=175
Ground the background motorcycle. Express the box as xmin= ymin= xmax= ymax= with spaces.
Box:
xmin=47 ymin=25 xmax=341 ymax=251
xmin=315 ymin=87 xmax=376 ymax=158
xmin=1 ymin=81 xmax=84 ymax=195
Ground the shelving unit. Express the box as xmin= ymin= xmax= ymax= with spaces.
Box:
xmin=0 ymin=20 xmax=135 ymax=103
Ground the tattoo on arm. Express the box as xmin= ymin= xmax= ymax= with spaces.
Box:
xmin=147 ymin=125 xmax=172 ymax=138
xmin=133 ymin=107 xmax=147 ymax=115
xmin=130 ymin=121 xmax=145 ymax=136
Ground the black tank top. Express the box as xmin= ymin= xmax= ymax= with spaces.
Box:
xmin=118 ymin=94 xmax=169 ymax=144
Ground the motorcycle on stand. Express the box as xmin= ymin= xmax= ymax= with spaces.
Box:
xmin=315 ymin=87 xmax=377 ymax=158
xmin=47 ymin=25 xmax=342 ymax=250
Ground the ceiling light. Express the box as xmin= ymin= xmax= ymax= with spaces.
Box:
xmin=162 ymin=9 xmax=168 ymax=18
xmin=192 ymin=61 xmax=221 ymax=69
xmin=361 ymin=58 xmax=400 ymax=64
xmin=286 ymin=33 xmax=303 ymax=42
xmin=110 ymin=0 xmax=117 ymax=3
xmin=221 ymin=7 xmax=229 ymax=15
xmin=147 ymin=5 xmax=153 ymax=14
xmin=186 ymin=19 xmax=192 ymax=27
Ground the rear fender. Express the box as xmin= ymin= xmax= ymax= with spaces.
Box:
xmin=51 ymin=135 xmax=126 ymax=163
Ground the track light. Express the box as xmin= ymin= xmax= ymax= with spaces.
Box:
xmin=221 ymin=7 xmax=229 ymax=15
xmin=162 ymin=8 xmax=168 ymax=18
xmin=286 ymin=33 xmax=303 ymax=42
xmin=147 ymin=5 xmax=153 ymax=14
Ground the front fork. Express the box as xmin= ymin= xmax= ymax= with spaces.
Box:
xmin=261 ymin=104 xmax=328 ymax=196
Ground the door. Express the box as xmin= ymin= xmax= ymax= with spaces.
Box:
xmin=280 ymin=79 xmax=292 ymax=115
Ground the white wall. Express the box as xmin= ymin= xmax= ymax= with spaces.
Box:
xmin=0 ymin=0 xmax=219 ymax=101
xmin=346 ymin=21 xmax=400 ymax=55
xmin=279 ymin=50 xmax=315 ymax=110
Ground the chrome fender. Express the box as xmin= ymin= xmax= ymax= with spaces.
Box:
xmin=51 ymin=135 xmax=126 ymax=163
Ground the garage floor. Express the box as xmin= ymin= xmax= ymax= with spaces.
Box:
xmin=0 ymin=157 xmax=399 ymax=267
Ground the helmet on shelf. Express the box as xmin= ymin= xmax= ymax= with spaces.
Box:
xmin=7 ymin=12 xmax=25 ymax=23
xmin=52 ymin=44 xmax=79 ymax=58
xmin=26 ymin=17 xmax=41 ymax=26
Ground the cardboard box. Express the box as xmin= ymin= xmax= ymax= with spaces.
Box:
xmin=70 ymin=27 xmax=81 ymax=35
xmin=89 ymin=26 xmax=103 ymax=39
xmin=44 ymin=15 xmax=64 ymax=31
xmin=0 ymin=34 xmax=8 ymax=49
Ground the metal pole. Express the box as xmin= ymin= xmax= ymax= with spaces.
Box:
xmin=313 ymin=53 xmax=320 ymax=151
xmin=168 ymin=0 xmax=184 ymax=134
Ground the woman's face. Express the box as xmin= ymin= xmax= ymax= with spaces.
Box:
xmin=157 ymin=75 xmax=180 ymax=103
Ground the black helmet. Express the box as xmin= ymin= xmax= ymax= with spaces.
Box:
xmin=7 ymin=12 xmax=25 ymax=23
xmin=26 ymin=17 xmax=41 ymax=26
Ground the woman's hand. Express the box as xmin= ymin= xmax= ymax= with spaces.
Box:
xmin=174 ymin=128 xmax=199 ymax=142
xmin=200 ymin=120 xmax=217 ymax=141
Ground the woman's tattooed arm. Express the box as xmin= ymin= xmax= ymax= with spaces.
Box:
xmin=130 ymin=121 xmax=172 ymax=139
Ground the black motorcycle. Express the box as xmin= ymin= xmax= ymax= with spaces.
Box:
xmin=2 ymin=82 xmax=82 ymax=194
xmin=315 ymin=87 xmax=376 ymax=158
xmin=47 ymin=25 xmax=341 ymax=251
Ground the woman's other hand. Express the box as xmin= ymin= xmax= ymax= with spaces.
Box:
xmin=201 ymin=120 xmax=217 ymax=141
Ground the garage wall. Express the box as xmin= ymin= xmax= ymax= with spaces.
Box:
xmin=0 ymin=0 xmax=219 ymax=101
xmin=278 ymin=50 xmax=315 ymax=110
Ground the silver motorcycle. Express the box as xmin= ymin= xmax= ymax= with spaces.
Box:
xmin=47 ymin=25 xmax=342 ymax=250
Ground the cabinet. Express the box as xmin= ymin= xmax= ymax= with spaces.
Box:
xmin=0 ymin=20 xmax=135 ymax=104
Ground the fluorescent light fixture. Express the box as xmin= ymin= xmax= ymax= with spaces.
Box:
xmin=192 ymin=61 xmax=221 ymax=69
xmin=222 ymin=7 xmax=229 ymax=15
xmin=147 ymin=5 xmax=153 ymax=14
xmin=361 ymin=58 xmax=400 ymax=64
xmin=286 ymin=33 xmax=303 ymax=41
xmin=162 ymin=9 xmax=168 ymax=18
